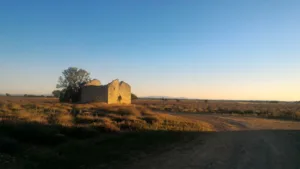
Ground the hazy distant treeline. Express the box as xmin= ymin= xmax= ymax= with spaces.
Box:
xmin=0 ymin=93 xmax=53 ymax=98
xmin=24 ymin=94 xmax=54 ymax=98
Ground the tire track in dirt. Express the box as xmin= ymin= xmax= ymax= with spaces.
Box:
xmin=127 ymin=113 xmax=300 ymax=169
xmin=172 ymin=113 xmax=249 ymax=131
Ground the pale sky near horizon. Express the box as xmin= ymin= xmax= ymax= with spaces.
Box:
xmin=0 ymin=0 xmax=300 ymax=101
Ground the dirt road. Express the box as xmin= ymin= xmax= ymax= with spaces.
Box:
xmin=128 ymin=113 xmax=300 ymax=169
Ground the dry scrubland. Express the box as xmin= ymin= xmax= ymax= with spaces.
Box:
xmin=2 ymin=97 xmax=300 ymax=169
xmin=0 ymin=96 xmax=211 ymax=169
xmin=134 ymin=99 xmax=300 ymax=120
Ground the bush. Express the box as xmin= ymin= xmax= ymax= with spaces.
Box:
xmin=131 ymin=93 xmax=138 ymax=100
xmin=140 ymin=108 xmax=155 ymax=116
xmin=57 ymin=113 xmax=74 ymax=126
xmin=142 ymin=116 xmax=161 ymax=124
xmin=0 ymin=101 xmax=6 ymax=109
xmin=17 ymin=110 xmax=47 ymax=123
xmin=93 ymin=121 xmax=120 ymax=132
xmin=52 ymin=90 xmax=61 ymax=98
xmin=295 ymin=111 xmax=300 ymax=119
xmin=117 ymin=107 xmax=141 ymax=116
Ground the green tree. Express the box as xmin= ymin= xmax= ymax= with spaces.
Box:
xmin=131 ymin=93 xmax=138 ymax=100
xmin=6 ymin=93 xmax=11 ymax=97
xmin=56 ymin=67 xmax=91 ymax=102
xmin=52 ymin=90 xmax=61 ymax=98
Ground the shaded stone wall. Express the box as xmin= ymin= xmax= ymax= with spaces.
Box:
xmin=81 ymin=86 xmax=108 ymax=103
xmin=80 ymin=79 xmax=131 ymax=104
xmin=119 ymin=81 xmax=131 ymax=104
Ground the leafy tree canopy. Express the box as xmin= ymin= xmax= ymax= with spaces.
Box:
xmin=52 ymin=90 xmax=61 ymax=98
xmin=56 ymin=67 xmax=91 ymax=92
xmin=56 ymin=67 xmax=91 ymax=102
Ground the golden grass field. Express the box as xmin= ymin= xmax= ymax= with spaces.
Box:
xmin=0 ymin=96 xmax=212 ymax=132
xmin=1 ymin=96 xmax=300 ymax=169
xmin=0 ymin=96 xmax=212 ymax=169
xmin=133 ymin=99 xmax=300 ymax=120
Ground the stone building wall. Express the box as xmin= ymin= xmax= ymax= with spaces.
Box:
xmin=80 ymin=79 xmax=131 ymax=104
xmin=81 ymin=86 xmax=108 ymax=103
xmin=119 ymin=81 xmax=131 ymax=104
xmin=107 ymin=79 xmax=120 ymax=104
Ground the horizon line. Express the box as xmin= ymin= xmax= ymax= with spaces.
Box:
xmin=0 ymin=94 xmax=298 ymax=102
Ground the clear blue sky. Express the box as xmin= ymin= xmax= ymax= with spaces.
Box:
xmin=1 ymin=0 xmax=299 ymax=100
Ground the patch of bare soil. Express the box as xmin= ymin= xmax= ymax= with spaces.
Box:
xmin=127 ymin=114 xmax=300 ymax=169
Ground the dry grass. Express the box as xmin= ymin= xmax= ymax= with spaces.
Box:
xmin=0 ymin=96 xmax=299 ymax=168
xmin=0 ymin=97 xmax=210 ymax=132
xmin=0 ymin=96 xmax=212 ymax=169
xmin=295 ymin=111 xmax=300 ymax=119
xmin=134 ymin=99 xmax=300 ymax=120
xmin=17 ymin=110 xmax=48 ymax=123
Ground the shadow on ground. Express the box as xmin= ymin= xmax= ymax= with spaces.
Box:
xmin=1 ymin=121 xmax=300 ymax=169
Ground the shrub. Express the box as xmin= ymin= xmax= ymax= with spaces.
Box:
xmin=57 ymin=113 xmax=74 ymax=126
xmin=142 ymin=116 xmax=161 ymax=124
xmin=140 ymin=108 xmax=155 ymax=116
xmin=0 ymin=101 xmax=5 ymax=108
xmin=116 ymin=107 xmax=141 ymax=116
xmin=75 ymin=115 xmax=103 ymax=124
xmin=270 ymin=109 xmax=282 ymax=117
xmin=118 ymin=120 xmax=148 ymax=131
xmin=131 ymin=93 xmax=138 ymax=100
xmin=17 ymin=110 xmax=47 ymax=124
xmin=295 ymin=111 xmax=300 ymax=119
xmin=7 ymin=103 xmax=22 ymax=111
xmin=22 ymin=103 xmax=37 ymax=110
xmin=244 ymin=110 xmax=254 ymax=114
xmin=93 ymin=121 xmax=120 ymax=132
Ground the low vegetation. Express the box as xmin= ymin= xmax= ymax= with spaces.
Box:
xmin=0 ymin=97 xmax=212 ymax=169
xmin=3 ymin=96 xmax=299 ymax=168
xmin=134 ymin=99 xmax=300 ymax=120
